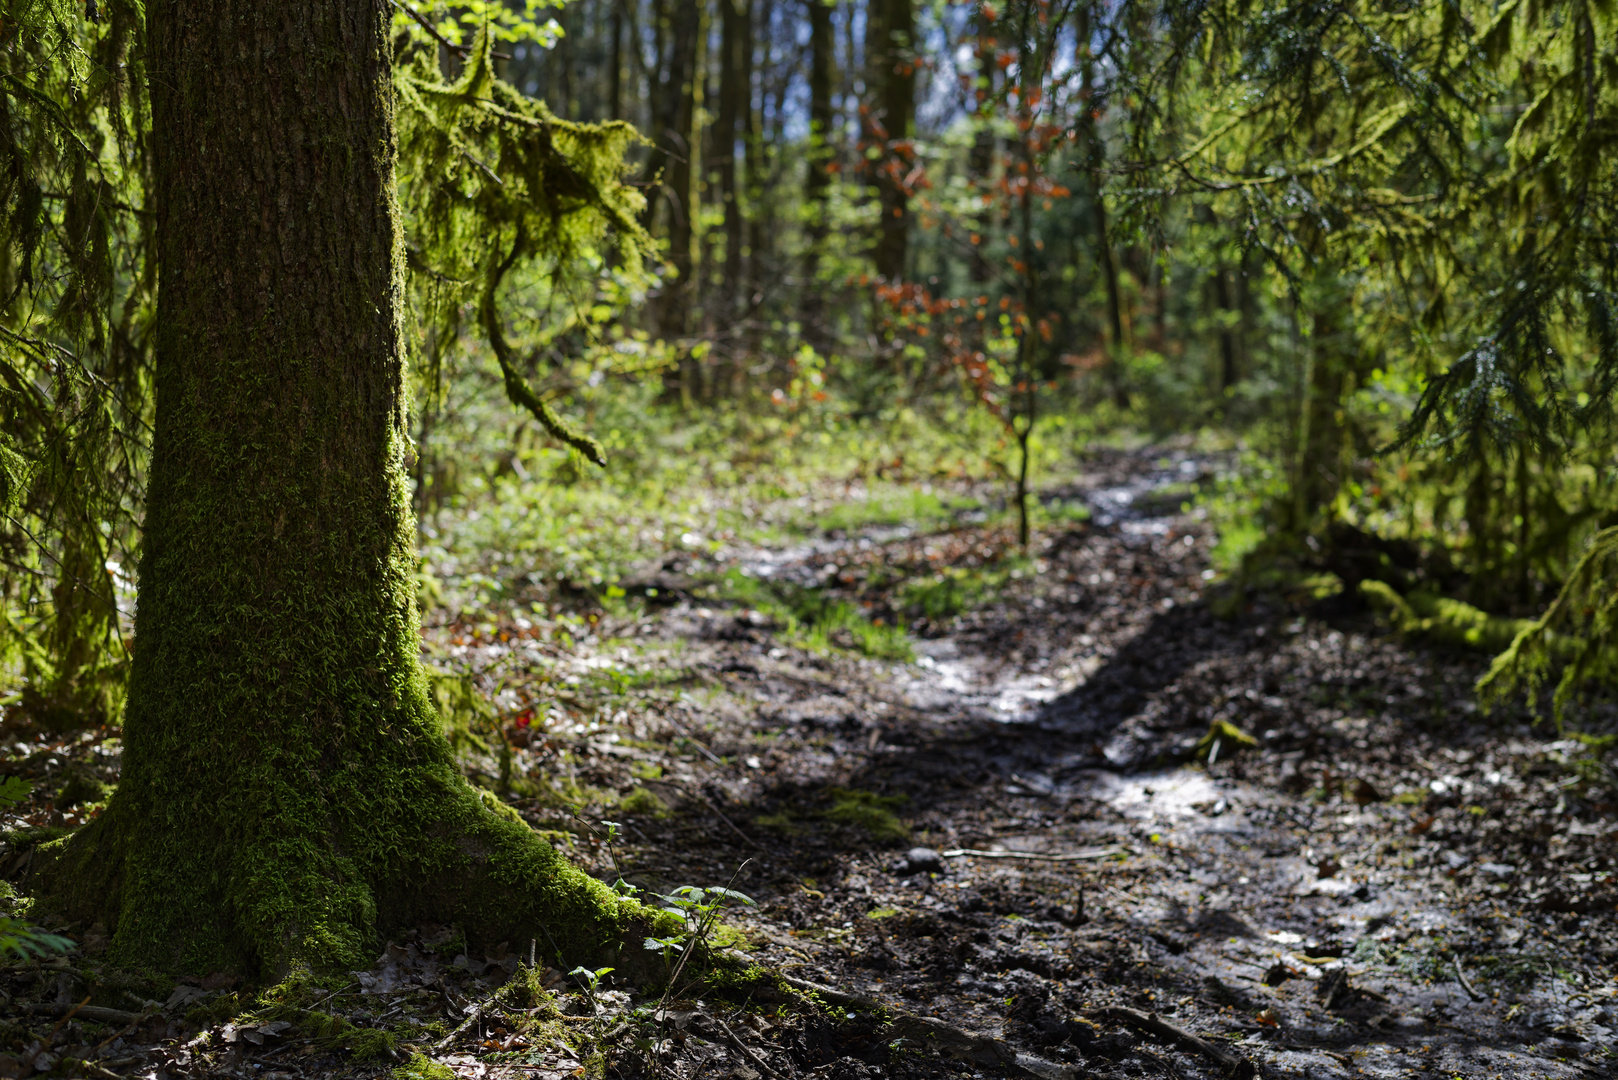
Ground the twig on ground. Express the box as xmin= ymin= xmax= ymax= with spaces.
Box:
xmin=433 ymin=996 xmax=495 ymax=1052
xmin=715 ymin=1018 xmax=787 ymax=1080
xmin=696 ymin=794 xmax=763 ymax=850
xmin=24 ymin=1003 xmax=146 ymax=1025
xmin=89 ymin=1011 xmax=157 ymax=1056
xmin=1090 ymin=1006 xmax=1253 ymax=1077
xmin=776 ymin=976 xmax=1081 ymax=1077
xmin=942 ymin=845 xmax=1126 ymax=862
xmin=1454 ymin=955 xmax=1483 ymax=1001
xmin=59 ymin=1059 xmax=120 ymax=1080
xmin=666 ymin=781 xmax=762 ymax=850
xmin=664 ymin=717 xmax=725 ymax=765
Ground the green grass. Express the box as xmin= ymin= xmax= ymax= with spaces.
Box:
xmin=717 ymin=570 xmax=913 ymax=661
xmin=897 ymin=561 xmax=1024 ymax=621
xmin=824 ymin=787 xmax=909 ymax=844
xmin=812 ymin=489 xmax=982 ymax=535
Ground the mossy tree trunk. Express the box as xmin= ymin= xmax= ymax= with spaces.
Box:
xmin=41 ymin=0 xmax=658 ymax=979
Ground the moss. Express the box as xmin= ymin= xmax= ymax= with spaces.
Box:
xmin=350 ymin=1026 xmax=400 ymax=1060
xmin=501 ymin=963 xmax=564 ymax=1011
xmin=1360 ymin=580 xmax=1532 ymax=653
xmin=700 ymin=962 xmax=788 ymax=995
xmin=707 ymin=922 xmax=752 ymax=951
xmin=3 ymin=825 xmax=70 ymax=848
xmin=752 ymin=811 xmax=802 ymax=836
xmin=824 ymin=788 xmax=909 ymax=844
xmin=618 ymin=786 xmax=669 ymax=818
xmin=54 ymin=770 xmax=110 ymax=809
xmin=28 ymin=0 xmax=673 ymax=985
xmin=393 ymin=1053 xmax=455 ymax=1080
xmin=478 ymin=788 xmax=525 ymax=826
xmin=184 ymin=993 xmax=244 ymax=1027
xmin=0 ymin=1019 xmax=31 ymax=1051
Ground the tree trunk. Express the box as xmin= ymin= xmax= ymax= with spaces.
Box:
xmin=967 ymin=7 xmax=995 ymax=287
xmin=1077 ymin=3 xmax=1128 ymax=408
xmin=609 ymin=4 xmax=624 ymax=120
xmin=1291 ymin=279 xmax=1359 ymax=531
xmin=801 ymin=0 xmax=833 ymax=349
xmin=864 ymin=0 xmax=912 ymax=283
xmin=40 ymin=0 xmax=658 ymax=978
xmin=718 ymin=0 xmax=750 ymax=323
xmin=1213 ymin=264 xmax=1238 ymax=390
xmin=642 ymin=0 xmax=700 ymax=342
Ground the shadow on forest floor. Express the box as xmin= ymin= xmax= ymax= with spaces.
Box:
xmin=3 ymin=446 xmax=1614 ymax=1079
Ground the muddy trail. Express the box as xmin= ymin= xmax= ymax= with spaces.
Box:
xmin=3 ymin=448 xmax=1616 ymax=1080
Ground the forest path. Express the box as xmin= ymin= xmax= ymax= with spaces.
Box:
xmin=4 ymin=449 xmax=1613 ymax=1080
xmin=528 ymin=445 xmax=1616 ymax=1079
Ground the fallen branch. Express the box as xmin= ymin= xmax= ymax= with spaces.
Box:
xmin=777 ymin=976 xmax=1080 ymax=1078
xmin=1090 ymin=1006 xmax=1253 ymax=1078
xmin=942 ymin=845 xmax=1126 ymax=862
xmin=22 ymin=1003 xmax=147 ymax=1025
xmin=665 ymin=780 xmax=762 ymax=850
xmin=1454 ymin=955 xmax=1483 ymax=1001
xmin=58 ymin=1060 xmax=121 ymax=1080
xmin=433 ymin=996 xmax=495 ymax=1052
xmin=715 ymin=1018 xmax=788 ymax=1080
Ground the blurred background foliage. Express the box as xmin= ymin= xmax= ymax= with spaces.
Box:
xmin=2 ymin=0 xmax=1618 ymax=732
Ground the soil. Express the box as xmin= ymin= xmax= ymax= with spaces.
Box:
xmin=2 ymin=447 xmax=1615 ymax=1079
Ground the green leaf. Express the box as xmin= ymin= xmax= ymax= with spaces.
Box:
xmin=0 ymin=776 xmax=30 ymax=811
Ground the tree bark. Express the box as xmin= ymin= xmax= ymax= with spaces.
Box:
xmin=718 ymin=0 xmax=751 ymax=323
xmin=1076 ymin=2 xmax=1128 ymax=408
xmin=1213 ymin=264 xmax=1238 ymax=390
xmin=967 ymin=7 xmax=995 ymax=287
xmin=39 ymin=0 xmax=659 ymax=978
xmin=610 ymin=4 xmax=625 ymax=121
xmin=642 ymin=0 xmax=701 ymax=342
xmin=801 ymin=0 xmax=834 ymax=348
xmin=864 ymin=0 xmax=912 ymax=283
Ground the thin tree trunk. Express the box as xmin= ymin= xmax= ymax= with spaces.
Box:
xmin=801 ymin=0 xmax=833 ymax=349
xmin=865 ymin=0 xmax=912 ymax=283
xmin=41 ymin=0 xmax=655 ymax=977
xmin=610 ymin=5 xmax=623 ymax=120
xmin=968 ymin=7 xmax=994 ymax=288
xmin=1214 ymin=265 xmax=1237 ymax=390
xmin=1077 ymin=3 xmax=1128 ymax=408
xmin=718 ymin=0 xmax=749 ymax=323
xmin=744 ymin=0 xmax=769 ymax=357
xmin=557 ymin=2 xmax=575 ymax=118
xmin=643 ymin=0 xmax=701 ymax=348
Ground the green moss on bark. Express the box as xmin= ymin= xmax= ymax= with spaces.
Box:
xmin=34 ymin=0 xmax=670 ymax=979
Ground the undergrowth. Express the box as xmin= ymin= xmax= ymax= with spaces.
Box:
xmin=717 ymin=570 xmax=912 ymax=662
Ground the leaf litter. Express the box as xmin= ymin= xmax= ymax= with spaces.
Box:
xmin=1 ymin=446 xmax=1615 ymax=1078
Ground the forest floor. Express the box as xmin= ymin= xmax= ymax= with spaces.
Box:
xmin=3 ymin=446 xmax=1617 ymax=1080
